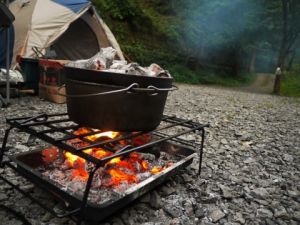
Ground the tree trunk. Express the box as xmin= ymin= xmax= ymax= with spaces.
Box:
xmin=249 ymin=48 xmax=257 ymax=73
xmin=273 ymin=74 xmax=281 ymax=94
xmin=277 ymin=0 xmax=288 ymax=69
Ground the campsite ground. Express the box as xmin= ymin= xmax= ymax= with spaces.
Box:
xmin=0 ymin=84 xmax=299 ymax=225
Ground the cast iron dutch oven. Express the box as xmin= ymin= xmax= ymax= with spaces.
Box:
xmin=64 ymin=66 xmax=176 ymax=131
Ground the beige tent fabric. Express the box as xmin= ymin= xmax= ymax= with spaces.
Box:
xmin=81 ymin=11 xmax=111 ymax=48
xmin=9 ymin=0 xmax=124 ymax=66
xmin=10 ymin=0 xmax=37 ymax=66
xmin=24 ymin=0 xmax=90 ymax=58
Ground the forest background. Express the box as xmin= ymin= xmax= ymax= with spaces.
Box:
xmin=93 ymin=0 xmax=300 ymax=97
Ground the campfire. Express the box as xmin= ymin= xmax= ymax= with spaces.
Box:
xmin=1 ymin=113 xmax=207 ymax=223
xmin=38 ymin=127 xmax=175 ymax=203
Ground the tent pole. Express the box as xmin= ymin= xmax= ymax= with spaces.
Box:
xmin=5 ymin=0 xmax=10 ymax=105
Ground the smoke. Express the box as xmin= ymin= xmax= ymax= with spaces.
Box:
xmin=182 ymin=0 xmax=269 ymax=71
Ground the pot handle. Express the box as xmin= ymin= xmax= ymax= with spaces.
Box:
xmin=58 ymin=83 xmax=177 ymax=98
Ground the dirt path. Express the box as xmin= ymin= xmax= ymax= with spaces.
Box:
xmin=237 ymin=73 xmax=275 ymax=94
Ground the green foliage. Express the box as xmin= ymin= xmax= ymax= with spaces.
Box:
xmin=92 ymin=0 xmax=299 ymax=90
xmin=281 ymin=67 xmax=300 ymax=97
xmin=92 ymin=0 xmax=139 ymax=20
xmin=168 ymin=64 xmax=255 ymax=86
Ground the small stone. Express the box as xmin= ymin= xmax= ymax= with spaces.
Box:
xmin=265 ymin=218 xmax=277 ymax=225
xmin=140 ymin=193 xmax=151 ymax=203
xmin=181 ymin=174 xmax=192 ymax=183
xmin=195 ymin=208 xmax=205 ymax=219
xmin=256 ymin=208 xmax=273 ymax=218
xmin=219 ymin=185 xmax=234 ymax=199
xmin=150 ymin=191 xmax=162 ymax=209
xmin=220 ymin=139 xmax=228 ymax=145
xmin=293 ymin=211 xmax=300 ymax=221
xmin=170 ymin=218 xmax=181 ymax=225
xmin=287 ymin=190 xmax=299 ymax=198
xmin=164 ymin=204 xmax=183 ymax=218
xmin=250 ymin=187 xmax=269 ymax=199
xmin=184 ymin=200 xmax=194 ymax=217
xmin=201 ymin=194 xmax=218 ymax=204
xmin=161 ymin=186 xmax=176 ymax=196
xmin=234 ymin=131 xmax=243 ymax=137
xmin=283 ymin=154 xmax=293 ymax=162
xmin=0 ymin=193 xmax=8 ymax=201
xmin=274 ymin=207 xmax=289 ymax=219
xmin=41 ymin=212 xmax=53 ymax=222
xmin=244 ymin=157 xmax=256 ymax=164
xmin=234 ymin=212 xmax=245 ymax=224
xmin=209 ymin=209 xmax=226 ymax=222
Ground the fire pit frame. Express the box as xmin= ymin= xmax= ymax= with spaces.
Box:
xmin=0 ymin=113 xmax=208 ymax=224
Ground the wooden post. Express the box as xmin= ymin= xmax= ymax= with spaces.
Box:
xmin=273 ymin=67 xmax=282 ymax=94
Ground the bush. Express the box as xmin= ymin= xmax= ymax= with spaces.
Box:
xmin=281 ymin=69 xmax=300 ymax=97
xmin=168 ymin=64 xmax=255 ymax=86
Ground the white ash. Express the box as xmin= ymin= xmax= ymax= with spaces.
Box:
xmin=37 ymin=151 xmax=178 ymax=204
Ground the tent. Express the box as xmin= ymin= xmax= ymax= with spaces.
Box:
xmin=6 ymin=0 xmax=124 ymax=67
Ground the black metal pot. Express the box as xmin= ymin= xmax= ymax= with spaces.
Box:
xmin=65 ymin=77 xmax=176 ymax=131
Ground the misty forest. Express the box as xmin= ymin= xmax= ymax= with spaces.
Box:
xmin=92 ymin=0 xmax=300 ymax=97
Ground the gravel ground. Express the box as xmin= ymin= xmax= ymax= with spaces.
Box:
xmin=0 ymin=84 xmax=299 ymax=225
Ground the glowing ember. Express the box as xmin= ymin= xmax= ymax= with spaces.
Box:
xmin=151 ymin=166 xmax=163 ymax=174
xmin=65 ymin=152 xmax=85 ymax=167
xmin=61 ymin=129 xmax=171 ymax=188
xmin=72 ymin=127 xmax=119 ymax=141
xmin=107 ymin=168 xmax=138 ymax=186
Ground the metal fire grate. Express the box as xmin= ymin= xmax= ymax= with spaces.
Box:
xmin=0 ymin=113 xmax=208 ymax=224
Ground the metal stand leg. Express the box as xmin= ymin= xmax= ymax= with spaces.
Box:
xmin=0 ymin=127 xmax=12 ymax=166
xmin=0 ymin=94 xmax=5 ymax=108
xmin=77 ymin=166 xmax=98 ymax=225
xmin=198 ymin=128 xmax=205 ymax=176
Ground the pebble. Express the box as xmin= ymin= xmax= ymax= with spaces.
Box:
xmin=250 ymin=187 xmax=269 ymax=199
xmin=293 ymin=211 xmax=300 ymax=221
xmin=274 ymin=206 xmax=289 ymax=219
xmin=0 ymin=193 xmax=8 ymax=201
xmin=219 ymin=184 xmax=234 ymax=199
xmin=160 ymin=186 xmax=176 ymax=196
xmin=195 ymin=208 xmax=205 ymax=219
xmin=256 ymin=208 xmax=274 ymax=218
xmin=209 ymin=208 xmax=226 ymax=222
xmin=150 ymin=191 xmax=162 ymax=209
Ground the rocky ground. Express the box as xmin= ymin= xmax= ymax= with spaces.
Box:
xmin=0 ymin=84 xmax=299 ymax=225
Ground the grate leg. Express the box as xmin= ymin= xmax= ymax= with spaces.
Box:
xmin=198 ymin=128 xmax=205 ymax=176
xmin=76 ymin=166 xmax=98 ymax=225
xmin=0 ymin=127 xmax=12 ymax=166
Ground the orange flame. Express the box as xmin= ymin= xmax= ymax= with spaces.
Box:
xmin=63 ymin=129 xmax=169 ymax=186
xmin=151 ymin=166 xmax=163 ymax=174
xmin=107 ymin=168 xmax=138 ymax=186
